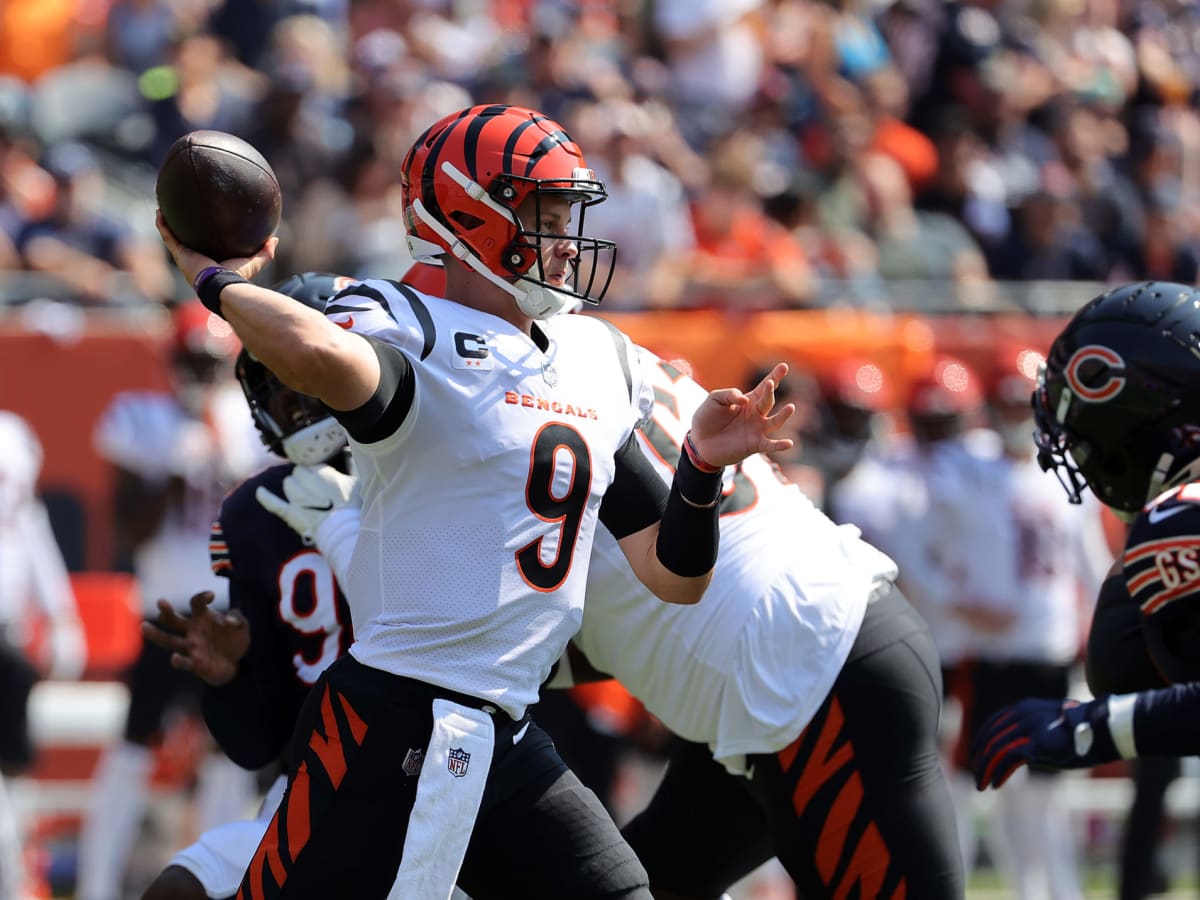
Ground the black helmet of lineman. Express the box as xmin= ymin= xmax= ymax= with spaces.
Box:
xmin=1035 ymin=281 xmax=1200 ymax=517
xmin=236 ymin=272 xmax=353 ymax=465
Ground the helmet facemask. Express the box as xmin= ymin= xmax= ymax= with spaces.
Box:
xmin=496 ymin=171 xmax=616 ymax=316
xmin=1034 ymin=362 xmax=1192 ymax=517
xmin=402 ymin=105 xmax=617 ymax=320
xmin=409 ymin=161 xmax=615 ymax=319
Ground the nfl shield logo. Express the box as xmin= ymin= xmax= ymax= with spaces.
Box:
xmin=447 ymin=747 xmax=470 ymax=778
xmin=542 ymin=363 xmax=559 ymax=387
xmin=401 ymin=748 xmax=424 ymax=777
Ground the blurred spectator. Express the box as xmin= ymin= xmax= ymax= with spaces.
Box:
xmin=681 ymin=132 xmax=817 ymax=309
xmin=103 ymin=0 xmax=180 ymax=76
xmin=762 ymin=172 xmax=881 ymax=301
xmin=0 ymin=78 xmax=53 ymax=273
xmin=568 ymin=100 xmax=696 ymax=310
xmin=915 ymin=107 xmax=1012 ymax=256
xmin=987 ymin=163 xmax=1110 ymax=281
xmin=1111 ymin=179 xmax=1200 ymax=285
xmin=0 ymin=0 xmax=92 ymax=84
xmin=862 ymin=65 xmax=939 ymax=194
xmin=242 ymin=15 xmax=355 ymax=270
xmin=143 ymin=31 xmax=260 ymax=166
xmin=1041 ymin=97 xmax=1142 ymax=273
xmin=859 ymin=151 xmax=989 ymax=281
xmin=206 ymin=0 xmax=292 ymax=71
xmin=651 ymin=0 xmax=767 ymax=146
xmin=16 ymin=141 xmax=173 ymax=304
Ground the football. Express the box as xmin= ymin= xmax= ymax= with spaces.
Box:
xmin=155 ymin=130 xmax=282 ymax=261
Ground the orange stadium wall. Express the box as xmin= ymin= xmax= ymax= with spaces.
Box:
xmin=1 ymin=309 xmax=1072 ymax=573
xmin=0 ymin=319 xmax=170 ymax=572
xmin=601 ymin=308 xmax=1072 ymax=407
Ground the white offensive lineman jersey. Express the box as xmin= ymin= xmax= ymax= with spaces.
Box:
xmin=577 ymin=355 xmax=897 ymax=774
xmin=328 ymin=282 xmax=653 ymax=721
xmin=974 ymin=442 xmax=1112 ymax=665
xmin=92 ymin=385 xmax=262 ymax=613
xmin=0 ymin=412 xmax=75 ymax=631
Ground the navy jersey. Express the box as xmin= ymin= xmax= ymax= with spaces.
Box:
xmin=1121 ymin=482 xmax=1200 ymax=685
xmin=202 ymin=463 xmax=354 ymax=770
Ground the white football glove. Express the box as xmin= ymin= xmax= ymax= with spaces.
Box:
xmin=256 ymin=465 xmax=358 ymax=547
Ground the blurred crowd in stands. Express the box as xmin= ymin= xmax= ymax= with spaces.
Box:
xmin=0 ymin=0 xmax=1198 ymax=311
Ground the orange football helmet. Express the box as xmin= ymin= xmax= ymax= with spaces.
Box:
xmin=400 ymin=104 xmax=616 ymax=319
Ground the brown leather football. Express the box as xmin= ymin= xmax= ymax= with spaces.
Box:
xmin=155 ymin=130 xmax=282 ymax=261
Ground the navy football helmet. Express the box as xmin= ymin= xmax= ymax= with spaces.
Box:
xmin=1035 ymin=281 xmax=1200 ymax=516
xmin=237 ymin=272 xmax=352 ymax=465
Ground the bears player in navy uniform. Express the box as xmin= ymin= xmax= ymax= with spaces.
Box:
xmin=972 ymin=281 xmax=1200 ymax=788
xmin=139 ymin=273 xmax=356 ymax=900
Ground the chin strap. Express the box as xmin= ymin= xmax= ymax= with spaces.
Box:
xmin=408 ymin=164 xmax=578 ymax=321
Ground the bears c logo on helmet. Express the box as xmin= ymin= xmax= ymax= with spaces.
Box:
xmin=1065 ymin=344 xmax=1127 ymax=403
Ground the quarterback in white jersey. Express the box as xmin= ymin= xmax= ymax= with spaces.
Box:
xmin=280 ymin=351 xmax=964 ymax=899
xmin=158 ymin=103 xmax=793 ymax=899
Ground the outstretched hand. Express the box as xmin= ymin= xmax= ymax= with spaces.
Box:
xmin=155 ymin=210 xmax=277 ymax=287
xmin=141 ymin=591 xmax=250 ymax=687
xmin=687 ymin=362 xmax=795 ymax=468
xmin=970 ymin=696 xmax=1119 ymax=790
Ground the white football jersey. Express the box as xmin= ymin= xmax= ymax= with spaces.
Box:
xmin=92 ymin=385 xmax=262 ymax=613
xmin=977 ymin=447 xmax=1112 ymax=664
xmin=831 ymin=433 xmax=1018 ymax=666
xmin=0 ymin=412 xmax=74 ymax=629
xmin=330 ymin=282 xmax=653 ymax=720
xmin=577 ymin=354 xmax=897 ymax=774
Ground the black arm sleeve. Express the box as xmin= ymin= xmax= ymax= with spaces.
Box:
xmin=599 ymin=432 xmax=668 ymax=539
xmin=1133 ymin=682 xmax=1200 ymax=757
xmin=328 ymin=334 xmax=415 ymax=444
xmin=597 ymin=432 xmax=723 ymax=578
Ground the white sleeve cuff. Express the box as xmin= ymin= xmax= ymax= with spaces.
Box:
xmin=313 ymin=507 xmax=361 ymax=587
xmin=1108 ymin=693 xmax=1139 ymax=759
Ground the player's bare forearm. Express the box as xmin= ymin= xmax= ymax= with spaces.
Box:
xmin=617 ymin=522 xmax=712 ymax=605
xmin=218 ymin=281 xmax=379 ymax=409
xmin=156 ymin=213 xmax=378 ymax=410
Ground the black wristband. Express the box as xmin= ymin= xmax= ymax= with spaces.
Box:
xmin=196 ymin=269 xmax=248 ymax=317
xmin=655 ymin=449 xmax=724 ymax=577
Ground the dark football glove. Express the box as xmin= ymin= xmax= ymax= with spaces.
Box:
xmin=971 ymin=697 xmax=1120 ymax=790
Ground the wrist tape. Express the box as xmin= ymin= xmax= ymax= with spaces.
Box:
xmin=195 ymin=267 xmax=248 ymax=317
